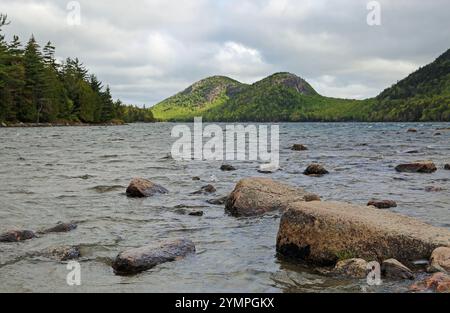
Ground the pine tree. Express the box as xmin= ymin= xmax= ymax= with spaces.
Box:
xmin=101 ymin=85 xmax=114 ymax=122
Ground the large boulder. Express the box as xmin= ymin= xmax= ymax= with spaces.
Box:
xmin=428 ymin=247 xmax=450 ymax=273
xmin=112 ymin=239 xmax=195 ymax=275
xmin=0 ymin=230 xmax=36 ymax=243
xmin=395 ymin=161 xmax=437 ymax=173
xmin=126 ymin=178 xmax=169 ymax=197
xmin=277 ymin=201 xmax=450 ymax=266
xmin=381 ymin=259 xmax=414 ymax=280
xmin=225 ymin=178 xmax=313 ymax=217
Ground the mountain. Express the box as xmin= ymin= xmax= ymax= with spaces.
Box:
xmin=151 ymin=76 xmax=246 ymax=121
xmin=151 ymin=49 xmax=450 ymax=122
xmin=369 ymin=49 xmax=450 ymax=121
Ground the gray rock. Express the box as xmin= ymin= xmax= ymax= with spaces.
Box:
xmin=291 ymin=144 xmax=308 ymax=151
xmin=39 ymin=222 xmax=77 ymax=234
xmin=43 ymin=245 xmax=81 ymax=261
xmin=382 ymin=259 xmax=415 ymax=280
xmin=112 ymin=239 xmax=195 ymax=275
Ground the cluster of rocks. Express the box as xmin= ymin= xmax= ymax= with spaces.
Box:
xmin=0 ymin=222 xmax=80 ymax=262
xmin=224 ymin=177 xmax=450 ymax=292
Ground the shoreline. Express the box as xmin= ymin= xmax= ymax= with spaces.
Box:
xmin=0 ymin=121 xmax=131 ymax=128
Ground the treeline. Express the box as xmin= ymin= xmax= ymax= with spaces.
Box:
xmin=0 ymin=14 xmax=154 ymax=124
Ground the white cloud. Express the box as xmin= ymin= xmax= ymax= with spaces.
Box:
xmin=0 ymin=0 xmax=448 ymax=105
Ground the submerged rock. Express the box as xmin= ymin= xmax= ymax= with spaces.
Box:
xmin=303 ymin=193 xmax=321 ymax=202
xmin=395 ymin=161 xmax=437 ymax=173
xmin=192 ymin=184 xmax=216 ymax=195
xmin=207 ymin=196 xmax=228 ymax=205
xmin=407 ymin=128 xmax=418 ymax=133
xmin=112 ymin=239 xmax=195 ymax=275
xmin=428 ymin=247 xmax=450 ymax=273
xmin=367 ymin=200 xmax=397 ymax=209
xmin=220 ymin=164 xmax=236 ymax=171
xmin=410 ymin=272 xmax=450 ymax=293
xmin=188 ymin=211 xmax=204 ymax=217
xmin=382 ymin=259 xmax=415 ymax=280
xmin=334 ymin=258 xmax=369 ymax=279
xmin=291 ymin=144 xmax=308 ymax=151
xmin=192 ymin=177 xmax=201 ymax=181
xmin=225 ymin=177 xmax=310 ymax=217
xmin=304 ymin=163 xmax=329 ymax=176
xmin=175 ymin=209 xmax=204 ymax=216
xmin=425 ymin=186 xmax=444 ymax=192
xmin=39 ymin=222 xmax=77 ymax=234
xmin=276 ymin=201 xmax=450 ymax=266
xmin=444 ymin=164 xmax=450 ymax=170
xmin=43 ymin=245 xmax=81 ymax=261
xmin=0 ymin=230 xmax=36 ymax=243
xmin=126 ymin=178 xmax=169 ymax=197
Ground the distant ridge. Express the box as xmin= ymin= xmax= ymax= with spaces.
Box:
xmin=152 ymin=49 xmax=450 ymax=122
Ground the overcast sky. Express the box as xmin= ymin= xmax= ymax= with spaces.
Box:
xmin=1 ymin=0 xmax=449 ymax=106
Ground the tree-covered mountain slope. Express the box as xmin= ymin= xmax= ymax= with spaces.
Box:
xmin=151 ymin=76 xmax=246 ymax=121
xmin=152 ymin=50 xmax=450 ymax=122
xmin=369 ymin=49 xmax=450 ymax=121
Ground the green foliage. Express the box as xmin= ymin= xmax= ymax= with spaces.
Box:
xmin=0 ymin=14 xmax=154 ymax=124
xmin=153 ymin=55 xmax=450 ymax=122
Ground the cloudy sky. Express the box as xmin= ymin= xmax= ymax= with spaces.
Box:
xmin=1 ymin=0 xmax=449 ymax=106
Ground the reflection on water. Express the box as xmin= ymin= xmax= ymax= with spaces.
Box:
xmin=0 ymin=122 xmax=449 ymax=292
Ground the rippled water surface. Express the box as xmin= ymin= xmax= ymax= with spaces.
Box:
xmin=0 ymin=123 xmax=449 ymax=293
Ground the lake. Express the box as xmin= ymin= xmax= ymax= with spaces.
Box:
xmin=0 ymin=122 xmax=449 ymax=292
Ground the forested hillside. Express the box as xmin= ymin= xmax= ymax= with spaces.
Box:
xmin=0 ymin=14 xmax=154 ymax=125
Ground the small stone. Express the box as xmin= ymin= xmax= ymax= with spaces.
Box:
xmin=258 ymin=164 xmax=279 ymax=174
xmin=220 ymin=165 xmax=236 ymax=171
xmin=303 ymin=193 xmax=321 ymax=202
xmin=188 ymin=211 xmax=204 ymax=217
xmin=428 ymin=247 xmax=450 ymax=273
xmin=112 ymin=239 xmax=195 ymax=275
xmin=407 ymin=128 xmax=418 ymax=133
xmin=382 ymin=259 xmax=415 ymax=280
xmin=0 ymin=230 xmax=36 ymax=243
xmin=434 ymin=133 xmax=442 ymax=136
xmin=425 ymin=186 xmax=444 ymax=192
xmin=44 ymin=246 xmax=81 ymax=261
xmin=334 ymin=258 xmax=369 ymax=278
xmin=395 ymin=161 xmax=437 ymax=173
xmin=291 ymin=144 xmax=308 ymax=151
xmin=40 ymin=222 xmax=77 ymax=234
xmin=207 ymin=196 xmax=228 ymax=205
xmin=444 ymin=164 xmax=450 ymax=170
xmin=367 ymin=200 xmax=397 ymax=209
xmin=304 ymin=163 xmax=329 ymax=176
xmin=126 ymin=178 xmax=169 ymax=197
xmin=192 ymin=185 xmax=216 ymax=195
xmin=192 ymin=177 xmax=201 ymax=181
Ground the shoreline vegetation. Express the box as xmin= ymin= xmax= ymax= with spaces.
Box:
xmin=0 ymin=14 xmax=155 ymax=126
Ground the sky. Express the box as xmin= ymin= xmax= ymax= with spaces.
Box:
xmin=1 ymin=0 xmax=449 ymax=106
